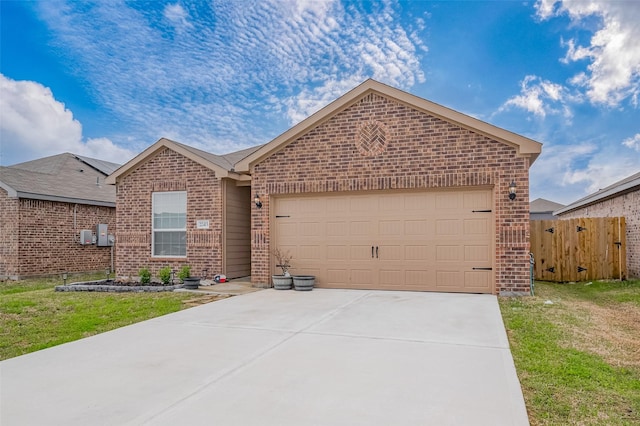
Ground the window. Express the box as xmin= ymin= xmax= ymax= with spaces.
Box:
xmin=152 ymin=191 xmax=186 ymax=257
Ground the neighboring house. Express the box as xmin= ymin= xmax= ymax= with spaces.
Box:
xmin=530 ymin=198 xmax=565 ymax=220
xmin=555 ymin=171 xmax=640 ymax=278
xmin=107 ymin=79 xmax=542 ymax=295
xmin=0 ymin=153 xmax=119 ymax=279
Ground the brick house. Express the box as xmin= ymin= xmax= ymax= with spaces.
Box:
xmin=0 ymin=153 xmax=119 ymax=279
xmin=108 ymin=80 xmax=542 ymax=294
xmin=105 ymin=139 xmax=260 ymax=280
xmin=555 ymin=171 xmax=640 ymax=278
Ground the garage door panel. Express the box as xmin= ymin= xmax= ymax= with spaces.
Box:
xmin=404 ymin=220 xmax=429 ymax=235
xmin=464 ymin=271 xmax=491 ymax=288
xmin=464 ymin=218 xmax=489 ymax=235
xmin=327 ymin=221 xmax=348 ymax=236
xmin=464 ymin=245 xmax=490 ymax=262
xmin=351 ymin=269 xmax=373 ymax=285
xmin=436 ymin=245 xmax=461 ymax=261
xmin=274 ymin=188 xmax=494 ymax=294
xmin=404 ymin=245 xmax=429 ymax=261
xmin=463 ymin=191 xmax=491 ymax=209
xmin=436 ymin=270 xmax=462 ymax=287
xmin=379 ymin=269 xmax=402 ymax=286
xmin=379 ymin=220 xmax=403 ymax=236
xmin=300 ymin=222 xmax=323 ymax=237
xmin=350 ymin=245 xmax=374 ymax=261
xmin=299 ymin=245 xmax=323 ymax=260
xmin=435 ymin=192 xmax=461 ymax=210
xmin=327 ymin=245 xmax=348 ymax=260
xmin=350 ymin=197 xmax=377 ymax=212
xmin=436 ymin=219 xmax=461 ymax=236
xmin=350 ymin=221 xmax=374 ymax=236
xmin=327 ymin=269 xmax=349 ymax=285
xmin=300 ymin=198 xmax=324 ymax=215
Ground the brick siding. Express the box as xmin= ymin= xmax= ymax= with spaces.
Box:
xmin=115 ymin=147 xmax=222 ymax=280
xmin=0 ymin=188 xmax=115 ymax=279
xmin=251 ymin=93 xmax=531 ymax=295
xmin=558 ymin=189 xmax=640 ymax=278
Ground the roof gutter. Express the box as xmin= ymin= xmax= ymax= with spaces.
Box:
xmin=554 ymin=180 xmax=640 ymax=215
xmin=14 ymin=191 xmax=116 ymax=208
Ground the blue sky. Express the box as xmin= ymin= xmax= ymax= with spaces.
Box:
xmin=1 ymin=0 xmax=638 ymax=204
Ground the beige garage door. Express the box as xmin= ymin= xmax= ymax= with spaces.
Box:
xmin=273 ymin=188 xmax=494 ymax=293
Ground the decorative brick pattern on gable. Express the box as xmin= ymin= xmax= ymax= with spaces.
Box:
xmin=558 ymin=189 xmax=639 ymax=278
xmin=115 ymin=148 xmax=222 ymax=279
xmin=251 ymin=93 xmax=531 ymax=294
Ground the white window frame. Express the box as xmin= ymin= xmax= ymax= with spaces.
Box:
xmin=151 ymin=191 xmax=187 ymax=258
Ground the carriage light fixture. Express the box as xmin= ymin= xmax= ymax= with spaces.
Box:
xmin=508 ymin=181 xmax=517 ymax=201
xmin=254 ymin=194 xmax=263 ymax=209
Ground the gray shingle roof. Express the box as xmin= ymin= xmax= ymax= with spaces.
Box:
xmin=529 ymin=198 xmax=565 ymax=213
xmin=170 ymin=140 xmax=263 ymax=171
xmin=554 ymin=170 xmax=640 ymax=215
xmin=0 ymin=153 xmax=119 ymax=206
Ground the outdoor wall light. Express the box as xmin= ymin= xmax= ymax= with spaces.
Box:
xmin=254 ymin=194 xmax=263 ymax=209
xmin=508 ymin=181 xmax=517 ymax=201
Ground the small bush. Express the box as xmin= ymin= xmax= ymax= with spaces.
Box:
xmin=138 ymin=268 xmax=151 ymax=284
xmin=177 ymin=266 xmax=191 ymax=282
xmin=158 ymin=266 xmax=172 ymax=285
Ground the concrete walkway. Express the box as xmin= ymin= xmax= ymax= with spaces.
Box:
xmin=0 ymin=290 xmax=529 ymax=425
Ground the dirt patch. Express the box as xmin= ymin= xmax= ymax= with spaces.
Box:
xmin=182 ymin=294 xmax=232 ymax=308
xmin=558 ymin=299 xmax=640 ymax=369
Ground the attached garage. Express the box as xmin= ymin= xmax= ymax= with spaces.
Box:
xmin=273 ymin=188 xmax=493 ymax=293
xmin=237 ymin=79 xmax=542 ymax=295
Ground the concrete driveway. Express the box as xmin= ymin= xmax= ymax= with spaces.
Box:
xmin=1 ymin=289 xmax=528 ymax=425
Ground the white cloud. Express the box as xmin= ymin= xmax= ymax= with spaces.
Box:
xmin=164 ymin=3 xmax=193 ymax=29
xmin=535 ymin=0 xmax=640 ymax=107
xmin=530 ymin=139 xmax=639 ymax=203
xmin=34 ymin=0 xmax=427 ymax=150
xmin=0 ymin=74 xmax=135 ymax=165
xmin=498 ymin=75 xmax=573 ymax=118
xmin=622 ymin=133 xmax=640 ymax=152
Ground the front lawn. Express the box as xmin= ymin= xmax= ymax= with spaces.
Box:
xmin=500 ymin=280 xmax=640 ymax=425
xmin=0 ymin=273 xmax=224 ymax=360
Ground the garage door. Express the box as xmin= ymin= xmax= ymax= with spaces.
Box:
xmin=273 ymin=188 xmax=494 ymax=293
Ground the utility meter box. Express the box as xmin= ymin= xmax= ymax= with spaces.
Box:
xmin=80 ymin=230 xmax=94 ymax=245
xmin=96 ymin=224 xmax=109 ymax=247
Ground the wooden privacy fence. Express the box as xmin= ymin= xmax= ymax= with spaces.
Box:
xmin=530 ymin=217 xmax=627 ymax=282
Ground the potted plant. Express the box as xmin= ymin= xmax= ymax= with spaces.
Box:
xmin=272 ymin=248 xmax=293 ymax=290
xmin=179 ymin=265 xmax=200 ymax=289
xmin=293 ymin=275 xmax=315 ymax=291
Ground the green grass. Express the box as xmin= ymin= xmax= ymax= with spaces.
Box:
xmin=0 ymin=273 xmax=218 ymax=360
xmin=500 ymin=280 xmax=640 ymax=425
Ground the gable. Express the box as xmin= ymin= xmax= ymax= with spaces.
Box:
xmin=236 ymin=79 xmax=542 ymax=173
xmin=254 ymin=92 xmax=525 ymax=181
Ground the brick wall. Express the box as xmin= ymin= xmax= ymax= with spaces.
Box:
xmin=251 ymin=92 xmax=531 ymax=294
xmin=0 ymin=189 xmax=19 ymax=279
xmin=0 ymin=186 xmax=116 ymax=278
xmin=115 ymin=147 xmax=222 ymax=280
xmin=558 ymin=189 xmax=639 ymax=278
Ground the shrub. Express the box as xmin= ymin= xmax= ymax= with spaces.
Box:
xmin=158 ymin=266 xmax=172 ymax=285
xmin=177 ymin=265 xmax=191 ymax=282
xmin=139 ymin=268 xmax=151 ymax=284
